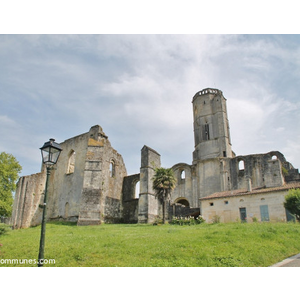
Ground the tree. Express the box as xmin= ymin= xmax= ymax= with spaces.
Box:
xmin=152 ymin=167 xmax=176 ymax=224
xmin=283 ymin=189 xmax=300 ymax=222
xmin=0 ymin=152 xmax=22 ymax=217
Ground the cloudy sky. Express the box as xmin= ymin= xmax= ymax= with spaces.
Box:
xmin=1 ymin=34 xmax=300 ymax=177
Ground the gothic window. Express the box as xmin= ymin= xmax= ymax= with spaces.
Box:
xmin=110 ymin=160 xmax=115 ymax=177
xmin=180 ymin=170 xmax=186 ymax=180
xmin=67 ymin=150 xmax=76 ymax=174
xmin=135 ymin=181 xmax=140 ymax=198
xmin=239 ymin=160 xmax=245 ymax=171
xmin=203 ymin=123 xmax=210 ymax=140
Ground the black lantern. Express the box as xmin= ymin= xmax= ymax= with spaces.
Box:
xmin=38 ymin=138 xmax=62 ymax=267
xmin=40 ymin=138 xmax=62 ymax=165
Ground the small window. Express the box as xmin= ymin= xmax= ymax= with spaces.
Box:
xmin=205 ymin=123 xmax=210 ymax=140
xmin=180 ymin=170 xmax=186 ymax=180
xmin=224 ymin=201 xmax=229 ymax=205
xmin=67 ymin=150 xmax=76 ymax=174
xmin=135 ymin=181 xmax=140 ymax=198
xmin=110 ymin=160 xmax=115 ymax=177
xmin=271 ymin=155 xmax=278 ymax=160
xmin=210 ymin=202 xmax=214 ymax=206
xmin=239 ymin=160 xmax=245 ymax=171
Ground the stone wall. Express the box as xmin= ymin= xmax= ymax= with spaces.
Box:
xmin=138 ymin=146 xmax=161 ymax=223
xmin=11 ymin=171 xmax=46 ymax=229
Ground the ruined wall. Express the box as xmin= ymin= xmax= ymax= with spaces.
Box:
xmin=11 ymin=125 xmax=127 ymax=228
xmin=171 ymin=163 xmax=198 ymax=208
xmin=138 ymin=146 xmax=161 ymax=223
xmin=229 ymin=152 xmax=285 ymax=191
xmin=47 ymin=129 xmax=90 ymax=223
xmin=78 ymin=126 xmax=127 ymax=225
xmin=11 ymin=171 xmax=46 ymax=229
xmin=122 ymin=173 xmax=140 ymax=223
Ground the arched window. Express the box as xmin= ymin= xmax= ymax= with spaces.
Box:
xmin=67 ymin=150 xmax=76 ymax=174
xmin=272 ymin=155 xmax=278 ymax=160
xmin=180 ymin=170 xmax=186 ymax=180
xmin=204 ymin=123 xmax=210 ymax=140
xmin=135 ymin=181 xmax=140 ymax=198
xmin=110 ymin=160 xmax=115 ymax=177
xmin=239 ymin=160 xmax=245 ymax=171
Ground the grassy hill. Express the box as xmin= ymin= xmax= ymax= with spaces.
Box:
xmin=1 ymin=222 xmax=300 ymax=267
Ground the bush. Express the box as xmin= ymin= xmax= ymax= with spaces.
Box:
xmin=169 ymin=216 xmax=205 ymax=226
xmin=284 ymin=189 xmax=300 ymax=221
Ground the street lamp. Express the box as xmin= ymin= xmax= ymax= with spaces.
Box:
xmin=38 ymin=138 xmax=62 ymax=267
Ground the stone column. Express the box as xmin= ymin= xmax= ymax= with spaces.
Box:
xmin=138 ymin=146 xmax=161 ymax=223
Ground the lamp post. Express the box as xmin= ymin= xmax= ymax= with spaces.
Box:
xmin=38 ymin=138 xmax=62 ymax=267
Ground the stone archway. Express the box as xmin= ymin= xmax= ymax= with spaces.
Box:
xmin=175 ymin=198 xmax=190 ymax=207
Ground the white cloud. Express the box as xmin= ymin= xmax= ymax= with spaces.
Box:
xmin=1 ymin=34 xmax=300 ymax=177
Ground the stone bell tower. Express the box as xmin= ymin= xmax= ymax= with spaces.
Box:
xmin=192 ymin=88 xmax=233 ymax=163
xmin=192 ymin=88 xmax=234 ymax=198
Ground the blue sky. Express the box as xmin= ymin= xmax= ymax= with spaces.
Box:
xmin=1 ymin=34 xmax=300 ymax=177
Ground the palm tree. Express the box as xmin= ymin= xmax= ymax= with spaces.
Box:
xmin=152 ymin=167 xmax=176 ymax=224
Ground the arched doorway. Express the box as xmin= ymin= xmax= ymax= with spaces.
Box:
xmin=175 ymin=198 xmax=190 ymax=207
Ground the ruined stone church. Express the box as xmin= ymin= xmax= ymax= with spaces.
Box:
xmin=11 ymin=88 xmax=300 ymax=228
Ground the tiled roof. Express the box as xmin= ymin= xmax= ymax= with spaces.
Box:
xmin=200 ymin=181 xmax=300 ymax=200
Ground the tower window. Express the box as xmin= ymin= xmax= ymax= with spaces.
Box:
xmin=204 ymin=124 xmax=210 ymax=140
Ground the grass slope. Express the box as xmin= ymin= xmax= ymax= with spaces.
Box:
xmin=1 ymin=222 xmax=300 ymax=267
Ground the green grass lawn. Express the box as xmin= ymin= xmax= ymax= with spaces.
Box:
xmin=1 ymin=221 xmax=300 ymax=267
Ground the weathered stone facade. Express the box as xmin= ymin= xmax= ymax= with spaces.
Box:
xmin=11 ymin=88 xmax=300 ymax=228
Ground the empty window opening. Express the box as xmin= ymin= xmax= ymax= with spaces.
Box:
xmin=272 ymin=155 xmax=278 ymax=160
xmin=135 ymin=181 xmax=140 ymax=198
xmin=180 ymin=170 xmax=186 ymax=180
xmin=224 ymin=201 xmax=229 ymax=205
xmin=223 ymin=151 xmax=227 ymax=157
xmin=67 ymin=150 xmax=76 ymax=174
xmin=204 ymin=123 xmax=210 ymax=140
xmin=209 ymin=202 xmax=214 ymax=206
xmin=110 ymin=160 xmax=115 ymax=177
xmin=239 ymin=160 xmax=245 ymax=171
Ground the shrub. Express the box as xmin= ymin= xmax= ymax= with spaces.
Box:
xmin=284 ymin=189 xmax=300 ymax=221
xmin=169 ymin=216 xmax=205 ymax=226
